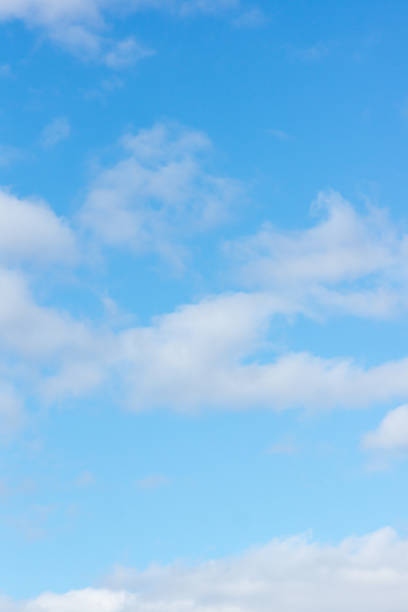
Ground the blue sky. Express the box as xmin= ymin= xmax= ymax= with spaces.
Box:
xmin=2 ymin=1 xmax=408 ymax=611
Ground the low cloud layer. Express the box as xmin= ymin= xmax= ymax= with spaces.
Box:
xmin=2 ymin=528 xmax=408 ymax=611
xmin=3 ymin=171 xmax=408 ymax=434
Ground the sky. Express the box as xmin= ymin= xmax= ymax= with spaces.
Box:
xmin=1 ymin=0 xmax=408 ymax=610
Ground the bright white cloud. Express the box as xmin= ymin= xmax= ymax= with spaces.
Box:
xmin=3 ymin=178 xmax=408 ymax=415
xmin=116 ymin=290 xmax=408 ymax=412
xmin=40 ymin=116 xmax=71 ymax=149
xmin=227 ymin=190 xmax=408 ymax=319
xmin=3 ymin=528 xmax=408 ymax=611
xmin=363 ymin=404 xmax=408 ymax=451
xmin=5 ymin=281 xmax=408 ymax=413
xmin=80 ymin=123 xmax=240 ymax=267
xmin=0 ymin=189 xmax=77 ymax=265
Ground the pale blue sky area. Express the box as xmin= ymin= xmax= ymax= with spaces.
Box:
xmin=1 ymin=2 xmax=408 ymax=610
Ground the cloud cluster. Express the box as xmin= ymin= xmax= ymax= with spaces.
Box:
xmin=2 ymin=528 xmax=408 ymax=611
xmin=4 ymin=159 xmax=408 ymax=429
xmin=0 ymin=0 xmax=254 ymax=64
xmin=227 ymin=190 xmax=408 ymax=319
xmin=80 ymin=123 xmax=240 ymax=268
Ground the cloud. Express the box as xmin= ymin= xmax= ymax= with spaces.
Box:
xmin=2 ymin=528 xmax=408 ymax=611
xmin=233 ymin=6 xmax=266 ymax=28
xmin=2 ymin=184 xmax=408 ymax=415
xmin=0 ymin=0 xmax=243 ymax=63
xmin=226 ymin=191 xmax=408 ymax=319
xmin=40 ymin=116 xmax=71 ymax=149
xmin=0 ymin=189 xmax=77 ymax=265
xmin=268 ymin=128 xmax=290 ymax=141
xmin=363 ymin=405 xmax=408 ymax=451
xmin=289 ymin=42 xmax=329 ymax=62
xmin=103 ymin=37 xmax=154 ymax=69
xmin=80 ymin=123 xmax=240 ymax=268
xmin=6 ymin=282 xmax=408 ymax=415
xmin=116 ymin=290 xmax=408 ymax=412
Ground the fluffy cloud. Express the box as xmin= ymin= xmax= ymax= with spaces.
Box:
xmin=3 ymin=181 xmax=408 ymax=415
xmin=80 ymin=123 xmax=240 ymax=268
xmin=3 ymin=278 xmax=408 ymax=414
xmin=116 ymin=290 xmax=408 ymax=412
xmin=3 ymin=528 xmax=408 ymax=611
xmin=0 ymin=267 xmax=114 ymax=403
xmin=0 ymin=189 xmax=77 ymax=265
xmin=363 ymin=404 xmax=408 ymax=451
xmin=227 ymin=190 xmax=408 ymax=318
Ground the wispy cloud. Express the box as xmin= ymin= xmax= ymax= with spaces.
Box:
xmin=103 ymin=37 xmax=155 ymax=69
xmin=0 ymin=0 xmax=245 ymax=64
xmin=40 ymin=116 xmax=71 ymax=149
xmin=268 ymin=128 xmax=291 ymax=141
xmin=288 ymin=42 xmax=329 ymax=62
xmin=233 ymin=6 xmax=267 ymax=28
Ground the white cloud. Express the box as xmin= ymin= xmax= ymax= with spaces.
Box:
xmin=10 ymin=282 xmax=407 ymax=414
xmin=363 ymin=404 xmax=408 ymax=451
xmin=117 ymin=290 xmax=408 ymax=412
xmin=3 ymin=528 xmax=408 ymax=611
xmin=3 ymin=181 xmax=408 ymax=416
xmin=80 ymin=123 xmax=240 ymax=268
xmin=0 ymin=189 xmax=77 ymax=265
xmin=40 ymin=116 xmax=71 ymax=149
xmin=1 ymin=226 xmax=408 ymax=415
xmin=0 ymin=0 xmax=242 ymax=62
xmin=227 ymin=191 xmax=408 ymax=319
xmin=103 ymin=36 xmax=154 ymax=69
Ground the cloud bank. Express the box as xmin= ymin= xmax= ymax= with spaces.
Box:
xmin=2 ymin=528 xmax=408 ymax=611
